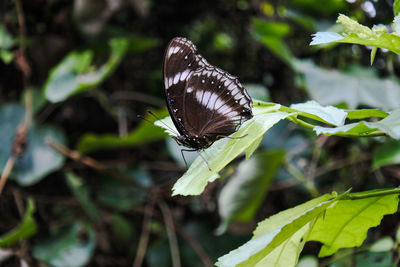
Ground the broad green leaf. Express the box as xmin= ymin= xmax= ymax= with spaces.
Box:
xmin=97 ymin=171 xmax=149 ymax=211
xmin=0 ymin=50 xmax=13 ymax=64
xmin=218 ymin=150 xmax=285 ymax=232
xmin=337 ymin=14 xmax=376 ymax=39
xmin=0 ymin=24 xmax=14 ymax=49
xmin=0 ymin=24 xmax=14 ymax=64
xmin=171 ymin=111 xmax=290 ymax=196
xmin=33 ymin=222 xmax=96 ymax=267
xmin=65 ymin=172 xmax=101 ymax=221
xmin=394 ymin=0 xmax=400 ymax=16
xmin=0 ymin=198 xmax=37 ymax=247
xmin=308 ymin=191 xmax=399 ymax=257
xmin=216 ymin=194 xmax=335 ymax=267
xmin=294 ymin=60 xmax=400 ymax=110
xmin=253 ymin=222 xmax=311 ymax=267
xmin=297 ymin=255 xmax=318 ymax=267
xmin=290 ymin=100 xmax=347 ymax=126
xmin=252 ymin=18 xmax=293 ymax=64
xmin=369 ymin=237 xmax=394 ymax=252
xmin=355 ymin=251 xmax=394 ymax=267
xmin=44 ymin=38 xmax=129 ymax=102
xmin=213 ymin=32 xmax=233 ymax=50
xmin=77 ymin=109 xmax=168 ymax=154
xmin=0 ymin=104 xmax=67 ymax=186
xmin=314 ymin=108 xmax=400 ymax=139
xmin=373 ymin=140 xmax=400 ymax=169
xmin=346 ymin=109 xmax=388 ymax=120
xmin=245 ymin=136 xmax=263 ymax=159
xmin=311 ymin=31 xmax=400 ymax=54
xmin=289 ymin=0 xmax=347 ymax=16
xmin=311 ymin=14 xmax=400 ymax=56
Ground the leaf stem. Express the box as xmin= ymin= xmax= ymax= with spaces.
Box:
xmin=286 ymin=115 xmax=316 ymax=130
xmin=342 ymin=188 xmax=400 ymax=200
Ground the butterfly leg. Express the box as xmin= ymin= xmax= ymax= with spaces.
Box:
xmin=197 ymin=150 xmax=211 ymax=171
xmin=180 ymin=149 xmax=211 ymax=171
xmin=180 ymin=148 xmax=197 ymax=170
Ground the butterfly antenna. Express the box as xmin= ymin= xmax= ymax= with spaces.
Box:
xmin=139 ymin=109 xmax=179 ymax=136
xmin=137 ymin=114 xmax=154 ymax=124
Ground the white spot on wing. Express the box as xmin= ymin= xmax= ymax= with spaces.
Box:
xmin=180 ymin=69 xmax=191 ymax=81
xmin=173 ymin=72 xmax=180 ymax=84
xmin=164 ymin=77 xmax=169 ymax=88
xmin=228 ymin=83 xmax=236 ymax=91
xmin=193 ymin=89 xmax=241 ymax=118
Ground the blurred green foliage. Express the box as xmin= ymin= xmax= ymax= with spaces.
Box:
xmin=1 ymin=0 xmax=400 ymax=266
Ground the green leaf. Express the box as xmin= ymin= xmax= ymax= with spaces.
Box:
xmin=369 ymin=237 xmax=394 ymax=252
xmin=169 ymin=111 xmax=290 ymax=196
xmin=336 ymin=14 xmax=376 ymax=39
xmin=311 ymin=31 xmax=400 ymax=54
xmin=0 ymin=24 xmax=14 ymax=50
xmin=373 ymin=140 xmax=400 ymax=169
xmin=44 ymin=38 xmax=129 ymax=103
xmin=216 ymin=194 xmax=335 ymax=267
xmin=297 ymin=255 xmax=318 ymax=267
xmin=0 ymin=49 xmax=13 ymax=64
xmin=0 ymin=198 xmax=37 ymax=247
xmin=33 ymin=222 xmax=96 ymax=267
xmin=218 ymin=150 xmax=285 ymax=232
xmin=245 ymin=135 xmax=263 ymax=160
xmin=355 ymin=251 xmax=394 ymax=267
xmin=394 ymin=0 xmax=400 ymax=16
xmin=65 ymin=172 xmax=101 ymax=221
xmin=290 ymin=100 xmax=347 ymax=126
xmin=346 ymin=109 xmax=388 ymax=120
xmin=314 ymin=108 xmax=400 ymax=139
xmin=252 ymin=17 xmax=293 ymax=64
xmin=308 ymin=192 xmax=399 ymax=257
xmin=294 ymin=60 xmax=400 ymax=110
xmin=0 ymin=104 xmax=67 ymax=186
xmin=311 ymin=14 xmax=400 ymax=58
xmin=77 ymin=109 xmax=168 ymax=154
xmin=97 ymin=173 xmax=148 ymax=211
xmin=251 ymin=223 xmax=310 ymax=267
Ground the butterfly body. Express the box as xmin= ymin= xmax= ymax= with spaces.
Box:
xmin=163 ymin=37 xmax=253 ymax=150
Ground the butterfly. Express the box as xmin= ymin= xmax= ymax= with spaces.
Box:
xmin=163 ymin=37 xmax=253 ymax=161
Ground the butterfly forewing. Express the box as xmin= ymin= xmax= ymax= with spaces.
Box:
xmin=163 ymin=37 xmax=205 ymax=136
xmin=163 ymin=37 xmax=253 ymax=149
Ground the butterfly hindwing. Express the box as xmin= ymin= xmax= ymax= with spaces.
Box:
xmin=182 ymin=67 xmax=252 ymax=138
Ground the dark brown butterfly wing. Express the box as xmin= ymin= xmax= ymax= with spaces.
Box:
xmin=163 ymin=37 xmax=253 ymax=149
xmin=182 ymin=67 xmax=252 ymax=139
xmin=163 ymin=37 xmax=207 ymax=137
